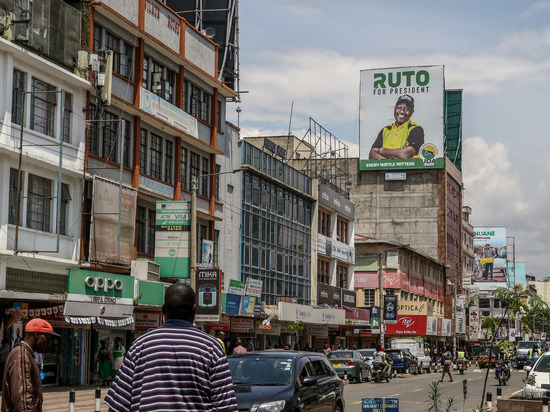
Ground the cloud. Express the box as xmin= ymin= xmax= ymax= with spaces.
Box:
xmin=521 ymin=1 xmax=550 ymax=18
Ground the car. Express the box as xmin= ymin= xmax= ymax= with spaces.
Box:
xmin=327 ymin=349 xmax=371 ymax=383
xmin=386 ymin=348 xmax=419 ymax=375
xmin=478 ymin=346 xmax=498 ymax=369
xmin=523 ymin=352 xmax=550 ymax=398
xmin=228 ymin=350 xmax=345 ymax=412
xmin=511 ymin=354 xmax=531 ymax=370
xmin=358 ymin=348 xmax=375 ymax=371
xmin=516 ymin=340 xmax=539 ymax=359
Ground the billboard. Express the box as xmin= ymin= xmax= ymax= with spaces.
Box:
xmin=383 ymin=295 xmax=398 ymax=324
xmin=196 ymin=269 xmax=220 ymax=322
xmin=359 ymin=65 xmax=445 ymax=170
xmin=473 ymin=227 xmax=507 ymax=283
xmin=155 ymin=201 xmax=191 ymax=278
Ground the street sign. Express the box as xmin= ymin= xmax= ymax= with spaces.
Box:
xmin=362 ymin=398 xmax=399 ymax=412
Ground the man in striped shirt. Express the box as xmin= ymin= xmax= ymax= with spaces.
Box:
xmin=104 ymin=284 xmax=238 ymax=411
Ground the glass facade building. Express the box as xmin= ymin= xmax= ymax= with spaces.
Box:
xmin=444 ymin=89 xmax=463 ymax=171
xmin=241 ymin=141 xmax=314 ymax=305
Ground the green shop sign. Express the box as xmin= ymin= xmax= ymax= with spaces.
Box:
xmin=68 ymin=269 xmax=134 ymax=299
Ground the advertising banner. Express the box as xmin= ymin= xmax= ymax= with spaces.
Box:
xmin=469 ymin=298 xmax=480 ymax=340
xmin=455 ymin=315 xmax=466 ymax=335
xmin=509 ymin=262 xmax=527 ymax=291
xmin=426 ymin=316 xmax=438 ymax=335
xmin=473 ymin=227 xmax=507 ymax=283
xmin=306 ymin=325 xmax=329 ymax=336
xmin=354 ymin=271 xmax=409 ymax=290
xmin=231 ymin=318 xmax=254 ymax=333
xmin=195 ymin=269 xmax=220 ymax=322
xmin=317 ymin=284 xmax=342 ymax=306
xmin=240 ymin=296 xmax=256 ymax=315
xmin=228 ymin=280 xmax=246 ymax=296
xmin=383 ymin=295 xmax=398 ymax=324
xmin=255 ymin=321 xmax=281 ymax=335
xmin=278 ymin=302 xmax=345 ymax=325
xmin=362 ymin=398 xmax=399 ymax=412
xmin=359 ymin=65 xmax=445 ymax=171
xmin=134 ymin=312 xmax=161 ymax=331
xmin=385 ymin=315 xmax=427 ymax=336
xmin=89 ymin=177 xmax=137 ymax=266
xmin=437 ymin=318 xmax=443 ymax=336
xmin=224 ymin=294 xmax=241 ymax=315
xmin=344 ymin=306 xmax=370 ymax=325
xmin=409 ymin=277 xmax=424 ymax=294
xmin=245 ymin=278 xmax=263 ymax=297
xmin=341 ymin=289 xmax=357 ymax=307
xmin=201 ymin=240 xmax=214 ymax=268
xmin=370 ymin=306 xmax=381 ymax=331
xmin=397 ymin=300 xmax=428 ymax=316
xmin=154 ymin=201 xmax=191 ymax=278
xmin=442 ymin=319 xmax=452 ymax=337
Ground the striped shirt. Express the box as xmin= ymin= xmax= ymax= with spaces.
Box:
xmin=104 ymin=319 xmax=238 ymax=411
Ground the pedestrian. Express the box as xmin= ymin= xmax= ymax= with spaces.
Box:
xmin=439 ymin=346 xmax=454 ymax=382
xmin=233 ymin=339 xmax=247 ymax=354
xmin=216 ymin=331 xmax=227 ymax=354
xmin=1 ymin=318 xmax=60 ymax=412
xmin=111 ymin=337 xmax=125 ymax=378
xmin=34 ymin=351 xmax=44 ymax=378
xmin=0 ymin=338 xmax=10 ymax=389
xmin=96 ymin=340 xmax=112 ymax=387
xmin=283 ymin=344 xmax=291 ymax=350
xmin=323 ymin=343 xmax=331 ymax=355
xmin=303 ymin=342 xmax=312 ymax=351
xmin=104 ymin=283 xmax=238 ymax=411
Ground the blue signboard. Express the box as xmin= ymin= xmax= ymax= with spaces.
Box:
xmin=362 ymin=398 xmax=399 ymax=412
xmin=225 ymin=294 xmax=241 ymax=315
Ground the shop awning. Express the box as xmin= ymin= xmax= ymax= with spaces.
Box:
xmin=63 ymin=301 xmax=134 ymax=328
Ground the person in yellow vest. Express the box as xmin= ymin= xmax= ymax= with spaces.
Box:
xmin=369 ymin=95 xmax=425 ymax=160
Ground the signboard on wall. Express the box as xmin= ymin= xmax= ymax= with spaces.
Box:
xmin=359 ymin=65 xmax=445 ymax=170
xmin=154 ymin=201 xmax=191 ymax=278
xmin=385 ymin=315 xmax=427 ymax=336
xmin=195 ymin=269 xmax=220 ymax=322
xmin=383 ymin=295 xmax=398 ymax=324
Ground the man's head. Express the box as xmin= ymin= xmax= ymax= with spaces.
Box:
xmin=236 ymin=339 xmax=242 ymax=346
xmin=24 ymin=319 xmax=59 ymax=353
xmin=217 ymin=331 xmax=225 ymax=340
xmin=162 ymin=283 xmax=196 ymax=322
xmin=114 ymin=337 xmax=121 ymax=346
xmin=283 ymin=344 xmax=291 ymax=350
xmin=394 ymin=95 xmax=415 ymax=125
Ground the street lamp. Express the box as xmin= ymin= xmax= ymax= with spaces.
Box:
xmin=189 ymin=168 xmax=244 ymax=290
xmin=378 ymin=243 xmax=409 ymax=347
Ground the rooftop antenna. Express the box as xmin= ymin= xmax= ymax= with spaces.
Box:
xmin=288 ymin=101 xmax=294 ymax=136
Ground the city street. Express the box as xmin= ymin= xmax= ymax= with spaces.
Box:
xmin=342 ymin=367 xmax=525 ymax=412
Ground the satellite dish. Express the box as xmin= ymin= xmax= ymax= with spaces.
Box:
xmin=204 ymin=27 xmax=216 ymax=39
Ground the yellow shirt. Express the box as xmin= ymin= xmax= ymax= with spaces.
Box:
xmin=382 ymin=120 xmax=421 ymax=158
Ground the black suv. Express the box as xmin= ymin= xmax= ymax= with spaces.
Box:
xmin=386 ymin=348 xmax=419 ymax=375
xmin=228 ymin=350 xmax=345 ymax=411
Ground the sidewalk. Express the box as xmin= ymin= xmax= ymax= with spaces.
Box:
xmin=1 ymin=385 xmax=110 ymax=412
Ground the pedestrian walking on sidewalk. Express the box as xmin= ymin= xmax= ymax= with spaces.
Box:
xmin=1 ymin=318 xmax=60 ymax=412
xmin=111 ymin=337 xmax=125 ymax=378
xmin=439 ymin=346 xmax=454 ymax=383
xmin=96 ymin=340 xmax=112 ymax=387
xmin=104 ymin=283 xmax=238 ymax=411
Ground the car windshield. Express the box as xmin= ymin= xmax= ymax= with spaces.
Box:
xmin=385 ymin=350 xmax=402 ymax=358
xmin=518 ymin=342 xmax=535 ymax=349
xmin=359 ymin=350 xmax=375 ymax=359
xmin=327 ymin=351 xmax=354 ymax=359
xmin=533 ymin=355 xmax=550 ymax=372
xmin=228 ymin=356 xmax=294 ymax=385
xmin=480 ymin=347 xmax=498 ymax=356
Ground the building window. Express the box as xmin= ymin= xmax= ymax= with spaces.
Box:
xmin=201 ymin=157 xmax=209 ymax=196
xmin=62 ymin=93 xmax=72 ymax=143
xmin=137 ymin=206 xmax=155 ymax=255
xmin=12 ymin=69 xmax=25 ymax=125
xmin=30 ymin=78 xmax=56 ymax=137
xmin=336 ymin=264 xmax=348 ymax=288
xmin=143 ymin=57 xmax=175 ymax=103
xmin=140 ymin=132 xmax=174 ymax=184
xmin=59 ymin=184 xmax=71 ymax=236
xmin=217 ymin=100 xmax=223 ymax=130
xmin=319 ymin=209 xmax=331 ymax=237
xmin=164 ymin=141 xmax=173 ymax=184
xmin=180 ymin=147 xmax=188 ymax=191
xmin=185 ymin=81 xmax=211 ymax=122
xmin=140 ymin=129 xmax=148 ymax=173
xmin=190 ymin=152 xmax=200 ymax=188
xmin=8 ymin=168 xmax=22 ymax=225
xmin=318 ymin=259 xmax=330 ymax=285
xmin=27 ymin=174 xmax=52 ymax=232
xmin=337 ymin=217 xmax=349 ymax=244
xmin=214 ymin=164 xmax=221 ymax=200
xmin=213 ymin=229 xmax=220 ymax=267
xmin=94 ymin=25 xmax=134 ymax=79
xmin=387 ymin=289 xmax=396 ymax=296
xmin=150 ymin=134 xmax=162 ymax=180
xmin=89 ymin=108 xmax=131 ymax=167
xmin=364 ymin=289 xmax=376 ymax=306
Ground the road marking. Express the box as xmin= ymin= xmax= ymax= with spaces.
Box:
xmin=388 ymin=394 xmax=400 ymax=397
xmin=413 ymin=388 xmax=424 ymax=392
xmin=353 ymin=401 xmax=362 ymax=404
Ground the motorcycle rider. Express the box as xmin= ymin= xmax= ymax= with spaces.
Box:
xmin=529 ymin=344 xmax=542 ymax=365
xmin=456 ymin=347 xmax=467 ymax=370
xmin=373 ymin=344 xmax=392 ymax=378
xmin=496 ymin=346 xmax=511 ymax=380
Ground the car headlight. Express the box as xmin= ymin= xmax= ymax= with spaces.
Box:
xmin=257 ymin=400 xmax=286 ymax=412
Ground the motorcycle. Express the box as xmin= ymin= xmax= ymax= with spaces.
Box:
xmin=457 ymin=359 xmax=465 ymax=375
xmin=495 ymin=360 xmax=510 ymax=386
xmin=372 ymin=361 xmax=392 ymax=383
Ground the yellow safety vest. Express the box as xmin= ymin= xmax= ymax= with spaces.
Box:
xmin=382 ymin=120 xmax=421 ymax=158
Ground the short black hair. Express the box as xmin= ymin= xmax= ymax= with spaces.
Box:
xmin=163 ymin=284 xmax=196 ymax=321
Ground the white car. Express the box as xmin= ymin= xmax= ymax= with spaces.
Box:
xmin=523 ymin=353 xmax=550 ymax=398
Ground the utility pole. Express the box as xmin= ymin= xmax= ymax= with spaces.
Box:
xmin=379 ymin=251 xmax=384 ymax=347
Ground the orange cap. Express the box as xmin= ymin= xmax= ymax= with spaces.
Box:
xmin=25 ymin=319 xmax=60 ymax=336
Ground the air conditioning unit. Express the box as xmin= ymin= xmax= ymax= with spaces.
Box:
xmin=131 ymin=260 xmax=161 ymax=281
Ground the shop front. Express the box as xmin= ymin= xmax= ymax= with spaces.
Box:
xmin=63 ymin=269 xmax=136 ymax=385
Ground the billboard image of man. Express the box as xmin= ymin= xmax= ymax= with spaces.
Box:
xmin=369 ymin=95 xmax=424 ymax=160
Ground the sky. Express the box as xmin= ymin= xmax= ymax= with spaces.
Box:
xmin=226 ymin=0 xmax=550 ymax=278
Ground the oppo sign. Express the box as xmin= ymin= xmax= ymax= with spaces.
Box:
xmin=85 ymin=276 xmax=124 ymax=293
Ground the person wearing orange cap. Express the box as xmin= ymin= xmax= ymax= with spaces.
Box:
xmin=1 ymin=318 xmax=60 ymax=412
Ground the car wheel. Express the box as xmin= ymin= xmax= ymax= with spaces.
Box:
xmin=427 ymin=362 xmax=432 ymax=373
xmin=413 ymin=364 xmax=418 ymax=375
xmin=405 ymin=365 xmax=410 ymax=374
xmin=366 ymin=370 xmax=372 ymax=382
xmin=357 ymin=370 xmax=363 ymax=383
xmin=333 ymin=403 xmax=343 ymax=412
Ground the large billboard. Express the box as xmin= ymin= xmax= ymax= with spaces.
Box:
xmin=473 ymin=227 xmax=507 ymax=283
xmin=359 ymin=65 xmax=445 ymax=170
xmin=155 ymin=201 xmax=191 ymax=278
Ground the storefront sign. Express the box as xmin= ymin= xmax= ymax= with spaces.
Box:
xmin=317 ymin=234 xmax=355 ymax=263
xmin=341 ymin=289 xmax=356 ymax=307
xmin=362 ymin=398 xmax=399 ymax=412
xmin=370 ymin=306 xmax=381 ymax=331
xmin=224 ymin=294 xmax=241 ymax=315
xmin=317 ymin=284 xmax=341 ymax=306
xmin=134 ymin=312 xmax=162 ymax=331
xmin=442 ymin=319 xmax=452 ymax=337
xmin=154 ymin=201 xmax=191 ymax=278
xmin=344 ymin=306 xmax=370 ymax=325
xmin=426 ymin=316 xmax=438 ymax=336
xmin=359 ymin=329 xmax=373 ymax=337
xmin=455 ymin=315 xmax=466 ymax=335
xmin=255 ymin=321 xmax=281 ymax=335
xmin=354 ymin=271 xmax=410 ymax=290
xmin=206 ymin=321 xmax=230 ymax=331
xmin=383 ymin=295 xmax=398 ymax=324
xmin=245 ymin=278 xmax=263 ymax=297
xmin=231 ymin=318 xmax=254 ymax=333
xmin=409 ymin=277 xmax=424 ymax=294
xmin=68 ymin=269 xmax=134 ymax=304
xmin=277 ymin=302 xmax=345 ymax=325
xmin=385 ymin=315 xmax=427 ymax=336
xmin=240 ymin=296 xmax=256 ymax=315
xmin=318 ymin=184 xmax=355 ymax=220
xmin=139 ymin=175 xmax=175 ymax=198
xmin=397 ymin=300 xmax=428 ymax=316
xmin=306 ymin=325 xmax=329 ymax=336
xmin=228 ymin=280 xmax=246 ymax=296
xmin=195 ymin=269 xmax=220 ymax=322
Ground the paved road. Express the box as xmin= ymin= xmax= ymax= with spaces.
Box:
xmin=342 ymin=367 xmax=525 ymax=412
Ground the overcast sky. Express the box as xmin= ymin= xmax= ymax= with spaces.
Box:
xmin=227 ymin=0 xmax=550 ymax=278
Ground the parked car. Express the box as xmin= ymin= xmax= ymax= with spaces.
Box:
xmin=390 ymin=337 xmax=432 ymax=373
xmin=228 ymin=351 xmax=345 ymax=412
xmin=327 ymin=349 xmax=371 ymax=383
xmin=523 ymin=352 xmax=550 ymax=398
xmin=358 ymin=349 xmax=375 ymax=371
xmin=386 ymin=348 xmax=419 ymax=375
